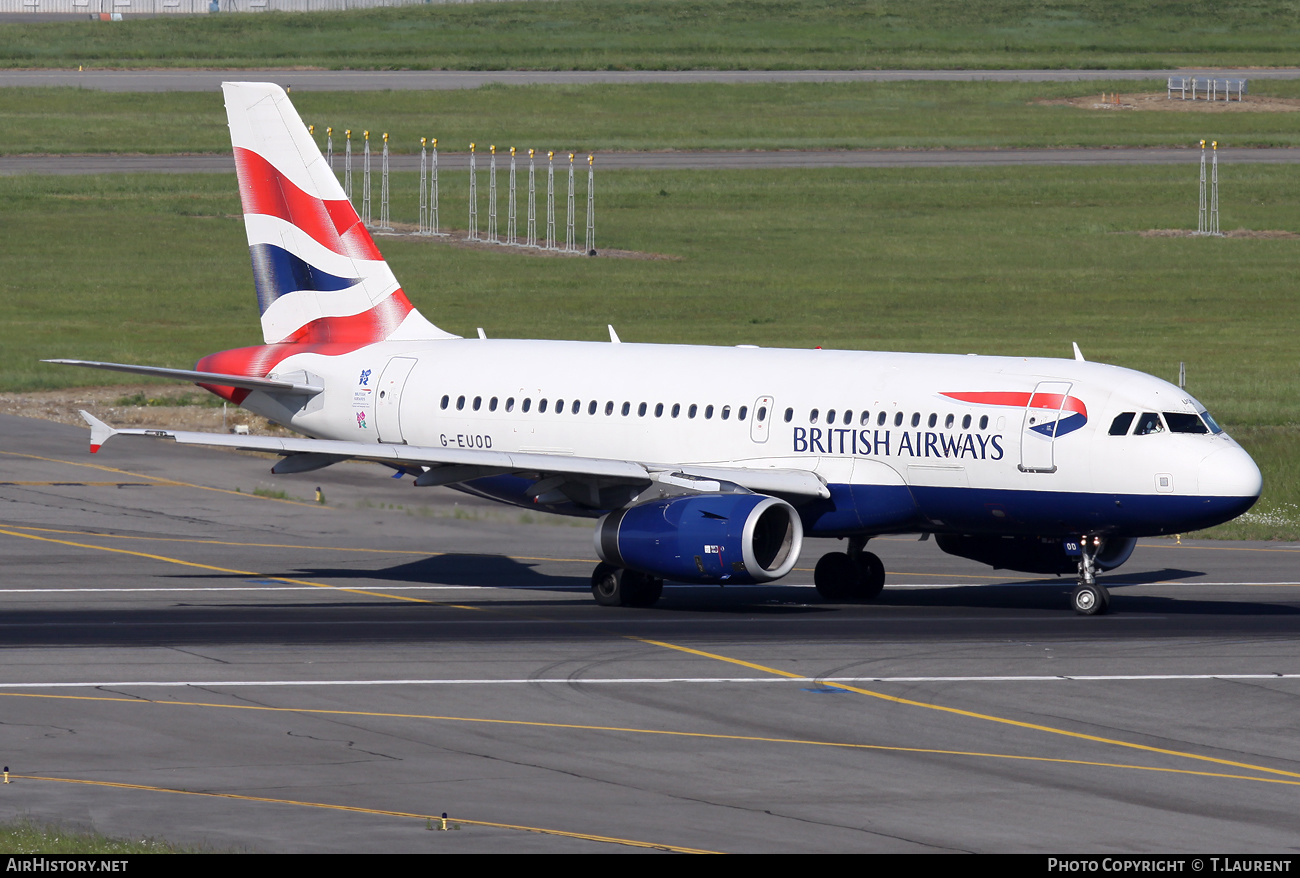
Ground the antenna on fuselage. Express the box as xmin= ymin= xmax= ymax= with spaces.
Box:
xmin=1179 ymin=361 xmax=1186 ymax=388
xmin=1072 ymin=342 xmax=1085 ymax=362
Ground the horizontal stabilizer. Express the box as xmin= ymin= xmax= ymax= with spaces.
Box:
xmin=45 ymin=359 xmax=324 ymax=395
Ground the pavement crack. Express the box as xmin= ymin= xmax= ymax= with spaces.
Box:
xmin=285 ymin=730 xmax=401 ymax=760
xmin=166 ymin=646 xmax=232 ymax=665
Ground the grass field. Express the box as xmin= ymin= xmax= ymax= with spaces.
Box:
xmin=0 ymin=819 xmax=196 ymax=853
xmin=5 ymin=81 xmax=1300 ymax=155
xmin=2 ymin=165 xmax=1297 ymax=536
xmin=2 ymin=0 xmax=1300 ymax=70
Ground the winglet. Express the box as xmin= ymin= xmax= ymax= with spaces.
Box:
xmin=79 ymin=410 xmax=116 ymax=454
xmin=608 ymin=324 xmax=621 ymax=343
xmin=1072 ymin=342 xmax=1085 ymax=362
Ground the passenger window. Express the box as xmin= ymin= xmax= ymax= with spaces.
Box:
xmin=911 ymin=413 xmax=920 ymax=427
xmin=784 ymin=408 xmax=793 ymax=423
xmin=738 ymin=406 xmax=748 ymax=420
xmin=1164 ymin=412 xmax=1209 ymax=434
xmin=927 ymin=413 xmax=937 ymax=428
xmin=440 ymin=395 xmax=449 ymax=410
xmin=944 ymin=414 xmax=954 ymax=429
xmin=506 ymin=397 xmax=515 ymax=412
xmin=456 ymin=395 xmax=465 ymax=410
xmin=860 ymin=411 xmax=871 ymax=426
xmin=588 ymin=400 xmax=597 ymax=415
xmin=827 ymin=409 xmax=836 ymax=423
xmin=622 ymin=401 xmax=631 ymax=416
xmin=722 ymin=406 xmax=731 ymax=420
xmin=1109 ymin=412 xmax=1135 ymax=436
xmin=810 ymin=408 xmax=820 ymax=424
xmin=539 ymin=399 xmax=549 ymax=413
xmin=689 ymin=404 xmax=698 ymax=419
xmin=671 ymin=403 xmax=680 ymax=418
xmin=843 ymin=410 xmax=852 ymax=425
xmin=522 ymin=398 xmax=531 ymax=413
xmin=555 ymin=399 xmax=564 ymax=413
xmin=961 ymin=414 xmax=971 ymax=429
xmin=489 ymin=397 xmax=498 ymax=412
xmin=878 ymin=411 xmax=887 ymax=426
xmin=473 ymin=396 xmax=482 ymax=411
xmin=638 ymin=402 xmax=648 ymax=417
xmin=705 ymin=405 xmax=714 ymax=419
xmin=1135 ymin=412 xmax=1163 ymax=435
xmin=979 ymin=415 xmax=988 ymax=430
xmin=757 ymin=405 xmax=767 ymax=421
xmin=894 ymin=412 xmax=903 ymax=427
xmin=605 ymin=401 xmax=614 ymax=416
xmin=655 ymin=403 xmax=664 ymax=418
xmin=572 ymin=399 xmax=581 ymax=415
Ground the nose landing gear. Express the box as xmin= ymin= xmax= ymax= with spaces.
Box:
xmin=1072 ymin=535 xmax=1111 ymax=616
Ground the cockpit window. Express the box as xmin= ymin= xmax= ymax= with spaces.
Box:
xmin=1134 ymin=412 xmax=1163 ymax=435
xmin=1164 ymin=412 xmax=1209 ymax=434
xmin=1200 ymin=410 xmax=1224 ymax=434
xmin=1109 ymin=412 xmax=1135 ymax=436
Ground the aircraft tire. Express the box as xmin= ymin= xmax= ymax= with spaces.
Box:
xmin=814 ymin=552 xmax=856 ymax=601
xmin=1071 ymin=582 xmax=1110 ymax=616
xmin=623 ymin=572 xmax=664 ymax=608
xmin=591 ymin=562 xmax=626 ymax=606
xmin=852 ymin=551 xmax=886 ymax=600
xmin=591 ymin=563 xmax=663 ymax=607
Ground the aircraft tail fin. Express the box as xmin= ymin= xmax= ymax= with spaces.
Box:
xmin=222 ymin=82 xmax=456 ymax=346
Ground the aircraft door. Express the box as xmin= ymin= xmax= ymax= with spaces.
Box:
xmin=375 ymin=357 xmax=417 ymax=444
xmin=1019 ymin=381 xmax=1071 ymax=473
xmin=750 ymin=396 xmax=773 ymax=443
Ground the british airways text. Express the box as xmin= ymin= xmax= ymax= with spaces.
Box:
xmin=792 ymin=427 xmax=1005 ymax=460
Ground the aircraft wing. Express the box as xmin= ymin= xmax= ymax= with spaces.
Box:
xmin=79 ymin=412 xmax=830 ymax=500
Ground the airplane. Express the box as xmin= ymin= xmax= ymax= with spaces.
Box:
xmin=49 ymin=82 xmax=1262 ymax=616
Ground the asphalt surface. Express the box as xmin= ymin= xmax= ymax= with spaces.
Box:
xmin=1 ymin=412 xmax=1297 ymax=852
xmin=5 ymin=68 xmax=1300 ymax=91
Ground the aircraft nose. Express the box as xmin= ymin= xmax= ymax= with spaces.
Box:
xmin=1199 ymin=444 xmax=1263 ymax=501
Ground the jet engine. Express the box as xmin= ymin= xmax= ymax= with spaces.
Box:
xmin=595 ymin=493 xmax=803 ymax=584
xmin=934 ymin=533 xmax=1137 ymax=575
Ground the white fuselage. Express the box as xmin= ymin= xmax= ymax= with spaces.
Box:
xmin=239 ymin=338 xmax=1262 ymax=540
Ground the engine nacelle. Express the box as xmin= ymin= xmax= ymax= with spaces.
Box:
xmin=934 ymin=534 xmax=1138 ymax=575
xmin=595 ymin=493 xmax=803 ymax=584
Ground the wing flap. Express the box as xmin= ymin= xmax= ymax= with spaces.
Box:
xmin=670 ymin=464 xmax=830 ymax=499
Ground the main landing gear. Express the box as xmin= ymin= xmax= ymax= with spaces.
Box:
xmin=1072 ymin=535 xmax=1111 ymax=616
xmin=813 ymin=536 xmax=885 ymax=602
xmin=591 ymin=562 xmax=664 ymax=608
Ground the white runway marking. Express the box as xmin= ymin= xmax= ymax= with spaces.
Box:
xmin=3 ymin=673 xmax=1299 ymax=688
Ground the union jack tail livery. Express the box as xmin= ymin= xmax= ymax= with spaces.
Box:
xmin=223 ymin=82 xmax=453 ymax=346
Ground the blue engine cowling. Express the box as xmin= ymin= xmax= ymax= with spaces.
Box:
xmin=595 ymin=493 xmax=803 ymax=584
xmin=934 ymin=534 xmax=1138 ymax=575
